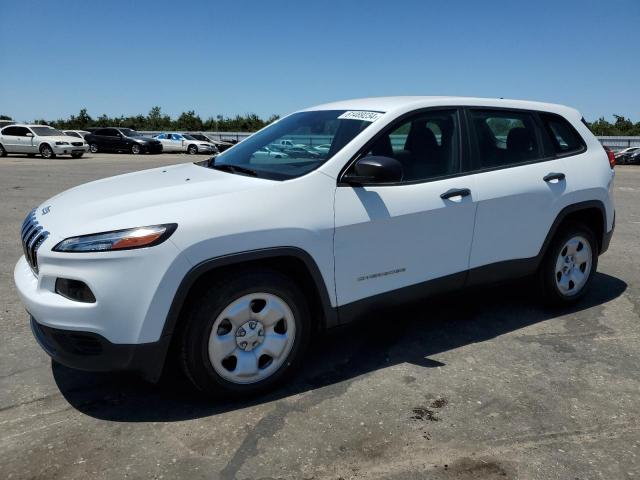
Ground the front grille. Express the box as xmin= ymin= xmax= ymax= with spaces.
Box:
xmin=21 ymin=208 xmax=49 ymax=274
xmin=71 ymin=142 xmax=83 ymax=147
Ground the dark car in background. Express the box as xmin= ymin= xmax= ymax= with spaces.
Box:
xmin=85 ymin=128 xmax=163 ymax=154
xmin=615 ymin=146 xmax=640 ymax=164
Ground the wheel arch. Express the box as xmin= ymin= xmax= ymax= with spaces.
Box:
xmin=162 ymin=247 xmax=338 ymax=342
xmin=539 ymin=200 xmax=608 ymax=260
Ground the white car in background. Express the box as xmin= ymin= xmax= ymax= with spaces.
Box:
xmin=153 ymin=133 xmax=217 ymax=154
xmin=0 ymin=124 xmax=88 ymax=159
xmin=250 ymin=146 xmax=289 ymax=161
xmin=63 ymin=130 xmax=91 ymax=140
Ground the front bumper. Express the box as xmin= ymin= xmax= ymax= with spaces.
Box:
xmin=52 ymin=144 xmax=89 ymax=155
xmin=30 ymin=316 xmax=168 ymax=381
xmin=142 ymin=143 xmax=163 ymax=154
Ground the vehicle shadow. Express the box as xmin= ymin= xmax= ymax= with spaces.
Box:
xmin=52 ymin=272 xmax=627 ymax=422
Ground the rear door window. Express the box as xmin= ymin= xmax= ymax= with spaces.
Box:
xmin=2 ymin=126 xmax=19 ymax=136
xmin=469 ymin=109 xmax=541 ymax=169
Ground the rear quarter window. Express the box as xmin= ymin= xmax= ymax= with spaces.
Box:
xmin=540 ymin=113 xmax=586 ymax=156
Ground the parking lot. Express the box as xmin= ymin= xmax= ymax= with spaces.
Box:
xmin=1 ymin=153 xmax=639 ymax=479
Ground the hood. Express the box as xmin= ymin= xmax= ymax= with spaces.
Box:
xmin=43 ymin=135 xmax=85 ymax=143
xmin=34 ymin=162 xmax=272 ymax=240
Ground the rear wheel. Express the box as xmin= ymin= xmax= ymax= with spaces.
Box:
xmin=89 ymin=143 xmax=98 ymax=153
xmin=27 ymin=153 xmax=36 ymax=157
xmin=40 ymin=144 xmax=55 ymax=159
xmin=0 ymin=144 xmax=8 ymax=157
xmin=187 ymin=144 xmax=198 ymax=155
xmin=539 ymin=222 xmax=598 ymax=305
xmin=180 ymin=269 xmax=311 ymax=398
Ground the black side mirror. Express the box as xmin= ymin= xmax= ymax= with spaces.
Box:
xmin=343 ymin=156 xmax=403 ymax=184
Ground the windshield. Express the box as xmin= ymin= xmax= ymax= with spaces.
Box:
xmin=206 ymin=110 xmax=379 ymax=180
xmin=31 ymin=127 xmax=64 ymax=136
xmin=120 ymin=128 xmax=142 ymax=137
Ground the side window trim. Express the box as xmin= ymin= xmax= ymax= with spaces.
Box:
xmin=337 ymin=106 xmax=467 ymax=187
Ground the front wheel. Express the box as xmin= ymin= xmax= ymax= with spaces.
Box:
xmin=0 ymin=144 xmax=6 ymax=157
xmin=539 ymin=222 xmax=598 ymax=305
xmin=89 ymin=143 xmax=98 ymax=153
xmin=180 ymin=270 xmax=311 ymax=398
xmin=131 ymin=144 xmax=141 ymax=155
xmin=40 ymin=144 xmax=55 ymax=159
xmin=187 ymin=144 xmax=198 ymax=155
xmin=71 ymin=152 xmax=84 ymax=159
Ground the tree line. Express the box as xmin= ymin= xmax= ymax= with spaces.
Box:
xmin=2 ymin=108 xmax=279 ymax=132
xmin=2 ymin=109 xmax=640 ymax=135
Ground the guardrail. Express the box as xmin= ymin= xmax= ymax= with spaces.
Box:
xmin=140 ymin=131 xmax=640 ymax=151
xmin=597 ymin=136 xmax=640 ymax=148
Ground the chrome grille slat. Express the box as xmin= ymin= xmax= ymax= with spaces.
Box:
xmin=20 ymin=209 xmax=49 ymax=275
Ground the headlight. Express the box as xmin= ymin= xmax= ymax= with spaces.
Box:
xmin=56 ymin=141 xmax=70 ymax=146
xmin=53 ymin=224 xmax=177 ymax=252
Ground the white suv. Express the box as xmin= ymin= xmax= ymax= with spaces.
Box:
xmin=0 ymin=124 xmax=89 ymax=159
xmin=14 ymin=97 xmax=615 ymax=398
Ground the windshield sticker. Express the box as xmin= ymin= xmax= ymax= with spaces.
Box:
xmin=337 ymin=111 xmax=384 ymax=122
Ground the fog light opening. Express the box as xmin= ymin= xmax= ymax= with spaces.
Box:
xmin=55 ymin=278 xmax=96 ymax=303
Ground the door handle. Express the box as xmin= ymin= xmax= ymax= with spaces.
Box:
xmin=440 ymin=188 xmax=471 ymax=200
xmin=543 ymin=172 xmax=565 ymax=182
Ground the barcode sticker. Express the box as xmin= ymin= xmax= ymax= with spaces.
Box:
xmin=337 ymin=111 xmax=384 ymax=122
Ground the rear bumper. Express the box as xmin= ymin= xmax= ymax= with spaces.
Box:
xmin=30 ymin=316 xmax=168 ymax=381
xmin=601 ymin=212 xmax=615 ymax=255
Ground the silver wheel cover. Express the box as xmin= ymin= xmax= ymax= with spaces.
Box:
xmin=555 ymin=235 xmax=593 ymax=296
xmin=208 ymin=293 xmax=296 ymax=384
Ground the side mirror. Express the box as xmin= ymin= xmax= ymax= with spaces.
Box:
xmin=25 ymin=132 xmax=34 ymax=137
xmin=343 ymin=156 xmax=403 ymax=184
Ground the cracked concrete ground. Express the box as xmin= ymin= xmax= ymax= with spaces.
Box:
xmin=1 ymin=154 xmax=639 ymax=479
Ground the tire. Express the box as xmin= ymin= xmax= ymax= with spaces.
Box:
xmin=89 ymin=143 xmax=98 ymax=153
xmin=27 ymin=154 xmax=36 ymax=158
xmin=187 ymin=144 xmax=198 ymax=155
xmin=180 ymin=269 xmax=311 ymax=398
xmin=131 ymin=144 xmax=141 ymax=155
xmin=539 ymin=222 xmax=598 ymax=305
xmin=0 ymin=144 xmax=7 ymax=157
xmin=71 ymin=152 xmax=84 ymax=159
xmin=40 ymin=144 xmax=55 ymax=159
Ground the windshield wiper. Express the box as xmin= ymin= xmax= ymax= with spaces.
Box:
xmin=211 ymin=163 xmax=258 ymax=177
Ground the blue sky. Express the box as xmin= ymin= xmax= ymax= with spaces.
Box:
xmin=1 ymin=0 xmax=638 ymax=122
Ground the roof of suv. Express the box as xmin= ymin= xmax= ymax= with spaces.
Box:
xmin=304 ymin=96 xmax=581 ymax=120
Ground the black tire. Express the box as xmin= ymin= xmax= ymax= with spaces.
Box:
xmin=180 ymin=269 xmax=311 ymax=398
xmin=131 ymin=144 xmax=141 ymax=155
xmin=27 ymin=153 xmax=36 ymax=158
xmin=539 ymin=222 xmax=598 ymax=305
xmin=71 ymin=152 xmax=84 ymax=159
xmin=187 ymin=144 xmax=198 ymax=155
xmin=0 ymin=144 xmax=8 ymax=157
xmin=89 ymin=143 xmax=98 ymax=153
xmin=40 ymin=144 xmax=55 ymax=159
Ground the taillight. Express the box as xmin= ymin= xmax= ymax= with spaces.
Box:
xmin=606 ymin=149 xmax=616 ymax=169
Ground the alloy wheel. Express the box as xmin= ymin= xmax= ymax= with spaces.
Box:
xmin=41 ymin=146 xmax=53 ymax=159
